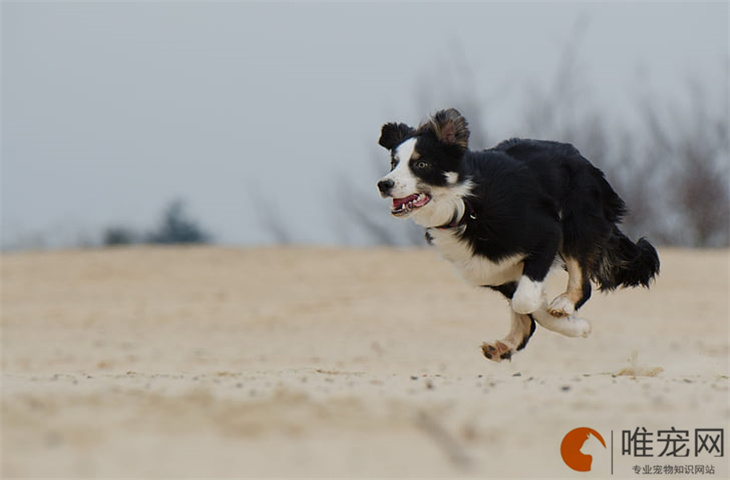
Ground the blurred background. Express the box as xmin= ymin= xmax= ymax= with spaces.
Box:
xmin=2 ymin=1 xmax=728 ymax=250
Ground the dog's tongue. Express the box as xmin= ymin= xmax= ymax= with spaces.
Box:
xmin=393 ymin=194 xmax=419 ymax=209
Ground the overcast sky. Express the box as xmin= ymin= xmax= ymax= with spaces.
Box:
xmin=2 ymin=1 xmax=727 ymax=248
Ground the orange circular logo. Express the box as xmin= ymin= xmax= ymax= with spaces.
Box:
xmin=561 ymin=427 xmax=607 ymax=472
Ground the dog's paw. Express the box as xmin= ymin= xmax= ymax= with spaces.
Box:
xmin=564 ymin=316 xmax=592 ymax=338
xmin=534 ymin=311 xmax=592 ymax=338
xmin=481 ymin=341 xmax=515 ymax=362
xmin=511 ymin=279 xmax=544 ymax=314
xmin=547 ymin=294 xmax=575 ymax=318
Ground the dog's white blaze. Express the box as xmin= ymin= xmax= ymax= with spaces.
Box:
xmin=428 ymin=229 xmax=524 ymax=286
xmin=381 ymin=138 xmax=419 ymax=198
xmin=394 ymin=137 xmax=417 ymax=163
xmin=511 ymin=276 xmax=545 ymax=314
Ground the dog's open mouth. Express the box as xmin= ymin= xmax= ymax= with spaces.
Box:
xmin=391 ymin=193 xmax=431 ymax=216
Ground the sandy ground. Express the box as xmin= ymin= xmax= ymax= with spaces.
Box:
xmin=2 ymin=246 xmax=728 ymax=479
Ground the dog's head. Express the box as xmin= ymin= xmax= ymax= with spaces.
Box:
xmin=377 ymin=108 xmax=472 ymax=227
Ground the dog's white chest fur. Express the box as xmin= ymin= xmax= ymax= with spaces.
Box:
xmin=428 ymin=228 xmax=525 ymax=287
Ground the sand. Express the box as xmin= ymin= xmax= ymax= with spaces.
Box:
xmin=2 ymin=246 xmax=728 ymax=478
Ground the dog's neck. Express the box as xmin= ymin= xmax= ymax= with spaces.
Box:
xmin=434 ymin=198 xmax=476 ymax=229
xmin=410 ymin=179 xmax=475 ymax=230
xmin=412 ymin=195 xmax=474 ymax=230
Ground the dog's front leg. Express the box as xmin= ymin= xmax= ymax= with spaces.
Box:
xmin=511 ymin=276 xmax=546 ymax=314
xmin=482 ymin=311 xmax=536 ymax=362
xmin=511 ymin=248 xmax=556 ymax=314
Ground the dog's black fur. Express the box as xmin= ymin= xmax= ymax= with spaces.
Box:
xmin=462 ymin=137 xmax=659 ymax=296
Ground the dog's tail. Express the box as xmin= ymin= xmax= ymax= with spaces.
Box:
xmin=593 ymin=226 xmax=660 ymax=292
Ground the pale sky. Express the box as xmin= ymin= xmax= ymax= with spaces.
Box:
xmin=2 ymin=1 xmax=727 ymax=248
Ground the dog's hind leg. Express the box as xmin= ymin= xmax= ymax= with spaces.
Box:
xmin=481 ymin=310 xmax=536 ymax=362
xmin=548 ymin=257 xmax=592 ymax=317
xmin=532 ymin=305 xmax=591 ymax=338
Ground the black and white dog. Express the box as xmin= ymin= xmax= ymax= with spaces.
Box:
xmin=377 ymin=108 xmax=660 ymax=361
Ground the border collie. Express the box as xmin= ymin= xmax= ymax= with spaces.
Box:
xmin=377 ymin=108 xmax=660 ymax=361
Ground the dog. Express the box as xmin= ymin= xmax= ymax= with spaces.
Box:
xmin=377 ymin=108 xmax=660 ymax=361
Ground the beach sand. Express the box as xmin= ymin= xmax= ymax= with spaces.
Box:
xmin=2 ymin=246 xmax=728 ymax=478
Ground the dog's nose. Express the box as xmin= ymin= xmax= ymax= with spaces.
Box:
xmin=378 ymin=178 xmax=394 ymax=195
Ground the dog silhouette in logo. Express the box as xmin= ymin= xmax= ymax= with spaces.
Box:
xmin=561 ymin=427 xmax=606 ymax=472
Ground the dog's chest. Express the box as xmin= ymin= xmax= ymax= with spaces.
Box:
xmin=428 ymin=228 xmax=524 ymax=287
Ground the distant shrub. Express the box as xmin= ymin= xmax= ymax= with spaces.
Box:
xmin=101 ymin=199 xmax=212 ymax=247
xmin=146 ymin=200 xmax=211 ymax=245
xmin=102 ymin=226 xmax=139 ymax=246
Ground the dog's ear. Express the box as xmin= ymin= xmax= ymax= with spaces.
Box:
xmin=425 ymin=108 xmax=470 ymax=149
xmin=378 ymin=122 xmax=415 ymax=150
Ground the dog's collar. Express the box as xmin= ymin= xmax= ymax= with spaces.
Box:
xmin=434 ymin=198 xmax=477 ymax=230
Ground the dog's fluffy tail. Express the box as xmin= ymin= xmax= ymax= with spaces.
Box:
xmin=594 ymin=227 xmax=660 ymax=292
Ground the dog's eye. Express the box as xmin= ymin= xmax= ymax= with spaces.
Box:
xmin=415 ymin=161 xmax=429 ymax=170
xmin=390 ymin=159 xmax=398 ymax=170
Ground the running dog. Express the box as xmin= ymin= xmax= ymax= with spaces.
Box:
xmin=377 ymin=108 xmax=660 ymax=361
